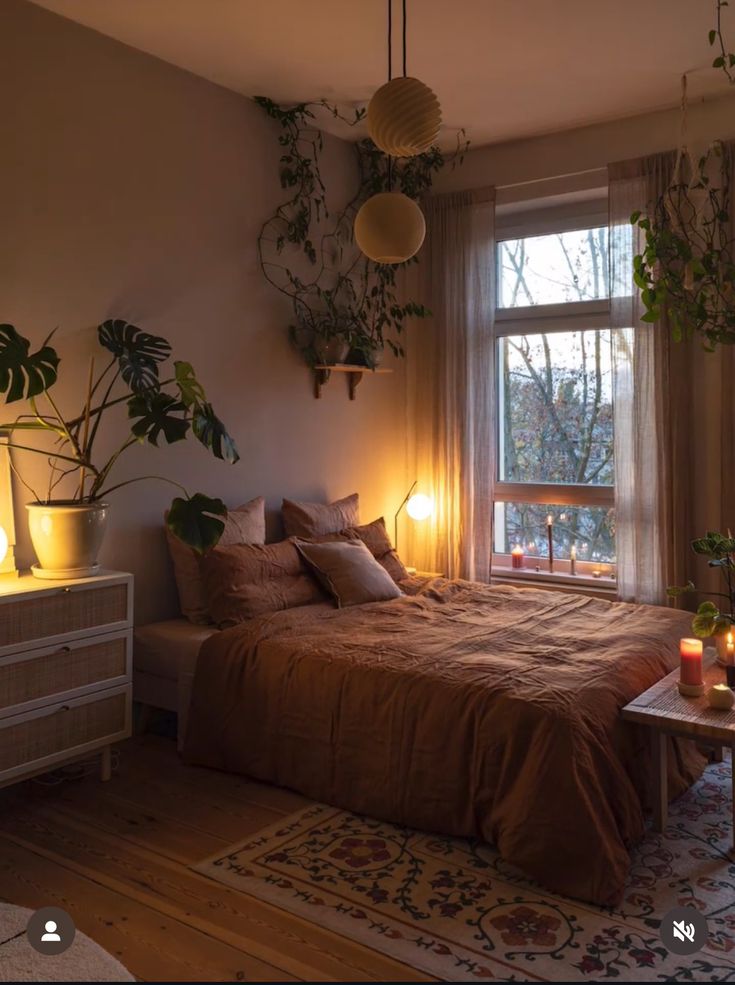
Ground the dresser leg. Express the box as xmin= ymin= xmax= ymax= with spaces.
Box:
xmin=713 ymin=745 xmax=724 ymax=763
xmin=100 ymin=745 xmax=112 ymax=782
xmin=652 ymin=731 xmax=667 ymax=833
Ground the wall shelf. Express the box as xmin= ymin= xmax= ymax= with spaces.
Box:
xmin=313 ymin=364 xmax=392 ymax=400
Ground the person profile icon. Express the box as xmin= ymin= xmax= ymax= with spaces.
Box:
xmin=41 ymin=919 xmax=61 ymax=943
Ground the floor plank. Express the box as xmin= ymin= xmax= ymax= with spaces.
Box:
xmin=0 ymin=735 xmax=435 ymax=983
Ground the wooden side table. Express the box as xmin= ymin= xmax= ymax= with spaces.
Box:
xmin=622 ymin=655 xmax=735 ymax=843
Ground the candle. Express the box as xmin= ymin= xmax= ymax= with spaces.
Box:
xmin=511 ymin=545 xmax=524 ymax=570
xmin=708 ymin=683 xmax=735 ymax=710
xmin=678 ymin=638 xmax=704 ymax=696
xmin=546 ymin=514 xmax=554 ymax=574
xmin=727 ymin=631 xmax=734 ymax=665
xmin=570 ymin=544 xmax=577 ymax=576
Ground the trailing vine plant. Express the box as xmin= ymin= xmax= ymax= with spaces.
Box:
xmin=255 ymin=97 xmax=467 ymax=368
xmin=710 ymin=0 xmax=735 ymax=83
xmin=629 ymin=3 xmax=735 ymax=349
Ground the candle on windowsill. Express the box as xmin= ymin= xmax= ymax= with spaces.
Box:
xmin=727 ymin=631 xmax=734 ymax=665
xmin=511 ymin=545 xmax=524 ymax=570
xmin=678 ymin=638 xmax=704 ymax=697
xmin=546 ymin=514 xmax=554 ymax=574
xmin=570 ymin=544 xmax=577 ymax=576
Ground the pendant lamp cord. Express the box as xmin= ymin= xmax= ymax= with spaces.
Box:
xmin=403 ymin=0 xmax=407 ymax=77
xmin=388 ymin=0 xmax=392 ymax=81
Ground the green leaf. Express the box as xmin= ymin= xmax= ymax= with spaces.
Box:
xmin=640 ymin=310 xmax=659 ymax=323
xmin=666 ymin=580 xmax=695 ymax=597
xmin=713 ymin=55 xmax=726 ymax=68
xmin=710 ymin=29 xmax=717 ymax=44
xmin=192 ymin=403 xmax=239 ymax=464
xmin=166 ymin=493 xmax=226 ymax=554
xmin=174 ymin=360 xmax=206 ymax=408
xmin=128 ymin=392 xmax=189 ymax=446
xmin=0 ymin=324 xmax=59 ymax=403
xmin=98 ymin=320 xmax=171 ymax=395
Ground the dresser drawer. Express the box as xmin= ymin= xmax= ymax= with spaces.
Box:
xmin=0 ymin=580 xmax=130 ymax=652
xmin=0 ymin=630 xmax=131 ymax=718
xmin=0 ymin=685 xmax=131 ymax=782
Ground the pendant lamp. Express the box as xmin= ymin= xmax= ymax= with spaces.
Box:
xmin=354 ymin=191 xmax=425 ymax=264
xmin=367 ymin=0 xmax=441 ymax=157
xmin=355 ymin=0 xmax=429 ymax=264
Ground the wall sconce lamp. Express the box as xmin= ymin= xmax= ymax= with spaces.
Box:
xmin=394 ymin=479 xmax=433 ymax=555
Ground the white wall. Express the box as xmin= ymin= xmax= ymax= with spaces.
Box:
xmin=1 ymin=0 xmax=408 ymax=623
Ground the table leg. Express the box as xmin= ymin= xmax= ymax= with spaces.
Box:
xmin=652 ymin=731 xmax=667 ymax=833
xmin=100 ymin=745 xmax=112 ymax=782
xmin=713 ymin=745 xmax=724 ymax=763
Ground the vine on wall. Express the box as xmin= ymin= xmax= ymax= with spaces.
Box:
xmin=255 ymin=97 xmax=467 ymax=368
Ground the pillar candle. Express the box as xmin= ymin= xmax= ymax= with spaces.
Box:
xmin=511 ymin=545 xmax=523 ymax=569
xmin=679 ymin=638 xmax=703 ymax=686
xmin=727 ymin=631 xmax=734 ymax=666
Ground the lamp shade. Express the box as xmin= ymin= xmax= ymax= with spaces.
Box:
xmin=367 ymin=76 xmax=442 ymax=157
xmin=0 ymin=525 xmax=6 ymax=566
xmin=406 ymin=493 xmax=433 ymax=521
xmin=354 ymin=192 xmax=426 ymax=264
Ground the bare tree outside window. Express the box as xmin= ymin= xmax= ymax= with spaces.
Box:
xmin=495 ymin=227 xmax=615 ymax=564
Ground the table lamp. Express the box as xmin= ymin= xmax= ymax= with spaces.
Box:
xmin=0 ymin=435 xmax=18 ymax=579
xmin=394 ymin=480 xmax=434 ymax=555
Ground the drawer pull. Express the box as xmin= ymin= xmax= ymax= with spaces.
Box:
xmin=56 ymin=646 xmax=72 ymax=654
xmin=59 ymin=705 xmax=70 ymax=713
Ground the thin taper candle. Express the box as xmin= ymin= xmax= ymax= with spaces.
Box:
xmin=570 ymin=543 xmax=576 ymax=576
xmin=546 ymin=514 xmax=554 ymax=574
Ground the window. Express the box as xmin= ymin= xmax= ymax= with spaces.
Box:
xmin=494 ymin=203 xmax=615 ymax=575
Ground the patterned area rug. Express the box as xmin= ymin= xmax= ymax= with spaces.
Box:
xmin=194 ymin=759 xmax=735 ymax=982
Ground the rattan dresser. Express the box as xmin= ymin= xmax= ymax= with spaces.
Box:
xmin=0 ymin=569 xmax=132 ymax=787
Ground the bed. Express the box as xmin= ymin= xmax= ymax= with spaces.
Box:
xmin=183 ymin=577 xmax=704 ymax=905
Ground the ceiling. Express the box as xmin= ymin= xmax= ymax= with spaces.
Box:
xmin=31 ymin=0 xmax=735 ymax=148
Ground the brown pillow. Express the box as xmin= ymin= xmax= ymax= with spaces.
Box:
xmin=295 ymin=539 xmax=403 ymax=608
xmin=199 ymin=539 xmax=326 ymax=627
xmin=342 ymin=517 xmax=409 ymax=584
xmin=282 ymin=493 xmax=359 ymax=538
xmin=165 ymin=496 xmax=266 ymax=624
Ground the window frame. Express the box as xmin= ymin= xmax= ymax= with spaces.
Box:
xmin=493 ymin=194 xmax=615 ymax=576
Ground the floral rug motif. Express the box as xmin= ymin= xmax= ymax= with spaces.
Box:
xmin=193 ymin=759 xmax=735 ymax=981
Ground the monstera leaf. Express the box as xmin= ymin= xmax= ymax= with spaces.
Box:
xmin=174 ymin=360 xmax=206 ymax=408
xmin=98 ymin=319 xmax=171 ymax=395
xmin=192 ymin=402 xmax=239 ymax=464
xmin=166 ymin=493 xmax=226 ymax=553
xmin=128 ymin=393 xmax=189 ymax=446
xmin=0 ymin=325 xmax=59 ymax=403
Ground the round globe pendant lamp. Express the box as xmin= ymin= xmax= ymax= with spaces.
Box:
xmin=367 ymin=0 xmax=441 ymax=157
xmin=368 ymin=77 xmax=441 ymax=158
xmin=354 ymin=191 xmax=426 ymax=264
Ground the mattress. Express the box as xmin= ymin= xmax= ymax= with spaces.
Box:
xmin=134 ymin=618 xmax=217 ymax=682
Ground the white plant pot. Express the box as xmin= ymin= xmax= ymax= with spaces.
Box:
xmin=27 ymin=501 xmax=109 ymax=579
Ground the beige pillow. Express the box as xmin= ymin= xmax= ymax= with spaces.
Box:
xmin=295 ymin=539 xmax=403 ymax=608
xmin=199 ymin=539 xmax=326 ymax=627
xmin=282 ymin=493 xmax=359 ymax=538
xmin=342 ymin=517 xmax=409 ymax=584
xmin=165 ymin=496 xmax=266 ymax=624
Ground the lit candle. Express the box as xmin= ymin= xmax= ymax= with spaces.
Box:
xmin=511 ymin=545 xmax=524 ymax=570
xmin=546 ymin=514 xmax=554 ymax=574
xmin=727 ymin=631 xmax=734 ymax=665
xmin=678 ymin=638 xmax=704 ymax=696
xmin=570 ymin=544 xmax=577 ymax=576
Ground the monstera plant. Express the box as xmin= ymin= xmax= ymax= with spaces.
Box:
xmin=0 ymin=320 xmax=238 ymax=573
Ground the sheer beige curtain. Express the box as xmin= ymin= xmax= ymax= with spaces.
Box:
xmin=406 ymin=188 xmax=495 ymax=581
xmin=610 ymin=143 xmax=735 ymax=603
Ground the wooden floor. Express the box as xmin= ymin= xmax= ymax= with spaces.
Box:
xmin=0 ymin=735 xmax=434 ymax=982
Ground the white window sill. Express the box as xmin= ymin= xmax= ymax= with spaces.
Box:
xmin=491 ymin=564 xmax=617 ymax=594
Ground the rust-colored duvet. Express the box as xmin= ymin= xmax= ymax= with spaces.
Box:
xmin=184 ymin=579 xmax=704 ymax=905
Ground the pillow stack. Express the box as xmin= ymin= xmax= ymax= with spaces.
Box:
xmin=166 ymin=493 xmax=411 ymax=628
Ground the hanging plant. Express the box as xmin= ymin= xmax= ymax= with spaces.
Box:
xmin=631 ymin=140 xmax=735 ymax=349
xmin=255 ymin=97 xmax=467 ymax=368
xmin=710 ymin=0 xmax=735 ymax=83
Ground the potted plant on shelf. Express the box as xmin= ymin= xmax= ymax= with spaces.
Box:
xmin=0 ymin=320 xmax=238 ymax=578
xmin=668 ymin=530 xmax=735 ymax=657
